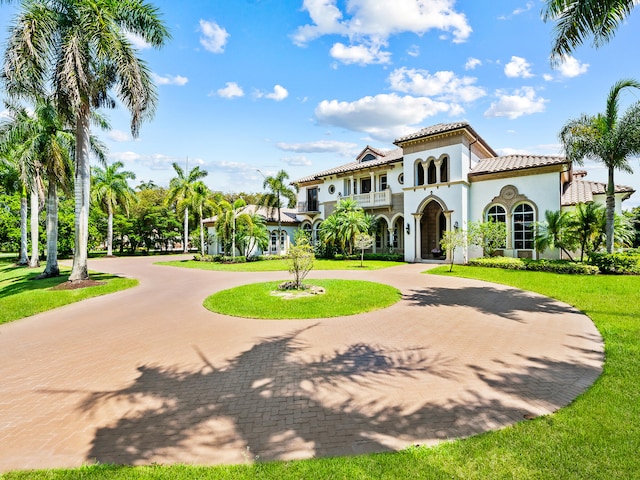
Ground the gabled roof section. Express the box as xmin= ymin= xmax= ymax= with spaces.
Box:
xmin=295 ymin=148 xmax=403 ymax=184
xmin=356 ymin=145 xmax=387 ymax=163
xmin=394 ymin=122 xmax=497 ymax=157
xmin=562 ymin=179 xmax=635 ymax=206
xmin=469 ymin=154 xmax=570 ymax=177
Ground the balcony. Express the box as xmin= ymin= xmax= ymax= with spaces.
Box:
xmin=349 ymin=188 xmax=392 ymax=209
xmin=297 ymin=201 xmax=319 ymax=213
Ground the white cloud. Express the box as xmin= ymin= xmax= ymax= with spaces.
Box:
xmin=315 ymin=93 xmax=452 ymax=141
xmin=407 ymin=45 xmax=420 ymax=57
xmin=556 ymin=55 xmax=589 ymax=78
xmin=465 ymin=57 xmax=481 ymax=70
xmin=498 ymin=1 xmax=535 ymax=20
xmin=124 ymin=31 xmax=151 ymax=50
xmin=199 ymin=19 xmax=229 ymax=53
xmin=543 ymin=73 xmax=554 ymax=82
xmin=152 ymin=73 xmax=189 ymax=86
xmin=504 ymin=56 xmax=533 ymax=78
xmin=330 ymin=41 xmax=391 ymax=65
xmin=484 ymin=87 xmax=548 ymax=119
xmin=388 ymin=67 xmax=486 ymax=103
xmin=110 ymin=151 xmax=202 ymax=171
xmin=283 ymin=156 xmax=313 ymax=166
xmin=276 ymin=140 xmax=359 ymax=157
xmin=265 ymin=85 xmax=289 ymax=101
xmin=108 ymin=130 xmax=132 ymax=142
xmin=292 ymin=0 xmax=472 ymax=64
xmin=217 ymin=82 xmax=244 ymax=99
xmin=256 ymin=85 xmax=289 ymax=101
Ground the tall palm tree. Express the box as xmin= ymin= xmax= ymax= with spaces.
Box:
xmin=166 ymin=162 xmax=208 ymax=253
xmin=3 ymin=0 xmax=170 ymax=282
xmin=188 ymin=181 xmax=219 ymax=256
xmin=214 ymin=198 xmax=253 ymax=257
xmin=0 ymin=152 xmax=29 ymax=265
xmin=259 ymin=170 xmax=298 ymax=255
xmin=92 ymin=161 xmax=136 ymax=257
xmin=559 ymin=79 xmax=640 ymax=253
xmin=543 ymin=0 xmax=637 ymax=60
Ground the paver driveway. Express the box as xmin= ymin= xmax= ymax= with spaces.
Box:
xmin=0 ymin=255 xmax=603 ymax=472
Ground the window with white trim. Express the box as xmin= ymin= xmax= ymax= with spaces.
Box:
xmin=513 ymin=203 xmax=535 ymax=250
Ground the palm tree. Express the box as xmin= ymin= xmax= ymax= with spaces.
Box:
xmin=560 ymin=79 xmax=640 ymax=253
xmin=166 ymin=162 xmax=208 ymax=253
xmin=3 ymin=0 xmax=170 ymax=282
xmin=214 ymin=199 xmax=253 ymax=257
xmin=0 ymin=153 xmax=29 ymax=265
xmin=92 ymin=162 xmax=136 ymax=257
xmin=543 ymin=0 xmax=637 ymax=60
xmin=188 ymin=181 xmax=219 ymax=256
xmin=572 ymin=202 xmax=605 ymax=261
xmin=259 ymin=170 xmax=298 ymax=255
xmin=535 ymin=209 xmax=578 ymax=260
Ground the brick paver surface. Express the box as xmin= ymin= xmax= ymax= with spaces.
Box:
xmin=0 ymin=256 xmax=603 ymax=472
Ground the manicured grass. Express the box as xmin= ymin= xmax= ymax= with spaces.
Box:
xmin=158 ymin=258 xmax=405 ymax=272
xmin=4 ymin=266 xmax=640 ymax=479
xmin=0 ymin=258 xmax=138 ymax=325
xmin=204 ymin=279 xmax=401 ymax=319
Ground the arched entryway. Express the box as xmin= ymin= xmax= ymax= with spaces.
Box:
xmin=420 ymin=201 xmax=446 ymax=259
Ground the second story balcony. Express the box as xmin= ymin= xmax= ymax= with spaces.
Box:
xmin=348 ymin=188 xmax=392 ymax=209
xmin=297 ymin=200 xmax=319 ymax=213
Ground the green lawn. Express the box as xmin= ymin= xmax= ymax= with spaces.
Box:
xmin=3 ymin=266 xmax=640 ymax=479
xmin=0 ymin=258 xmax=138 ymax=325
xmin=204 ymin=279 xmax=401 ymax=319
xmin=158 ymin=258 xmax=405 ymax=272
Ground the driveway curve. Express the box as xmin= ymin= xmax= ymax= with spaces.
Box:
xmin=0 ymin=255 xmax=603 ymax=472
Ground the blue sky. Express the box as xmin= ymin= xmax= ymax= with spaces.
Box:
xmin=1 ymin=0 xmax=640 ymax=208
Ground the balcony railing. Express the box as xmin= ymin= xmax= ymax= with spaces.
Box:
xmin=350 ymin=188 xmax=392 ymax=209
xmin=297 ymin=201 xmax=319 ymax=213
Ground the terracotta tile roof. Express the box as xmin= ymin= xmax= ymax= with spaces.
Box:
xmin=202 ymin=205 xmax=302 ymax=226
xmin=561 ymin=179 xmax=635 ymax=206
xmin=393 ymin=122 xmax=497 ymax=156
xmin=469 ymin=154 xmax=570 ymax=176
xmin=295 ymin=148 xmax=403 ymax=184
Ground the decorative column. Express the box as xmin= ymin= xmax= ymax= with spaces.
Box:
xmin=435 ymin=159 xmax=443 ymax=184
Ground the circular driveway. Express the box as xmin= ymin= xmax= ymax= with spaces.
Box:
xmin=0 ymin=255 xmax=603 ymax=472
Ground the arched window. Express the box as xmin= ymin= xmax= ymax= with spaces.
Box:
xmin=427 ymin=161 xmax=437 ymax=184
xmin=487 ymin=205 xmax=506 ymax=223
xmin=513 ymin=203 xmax=535 ymax=250
xmin=270 ymin=231 xmax=278 ymax=253
xmin=302 ymin=223 xmax=312 ymax=243
xmin=416 ymin=161 xmax=424 ymax=185
xmin=440 ymin=156 xmax=448 ymax=183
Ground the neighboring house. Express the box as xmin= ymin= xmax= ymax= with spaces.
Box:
xmin=203 ymin=204 xmax=303 ymax=257
xmin=294 ymin=122 xmax=635 ymax=263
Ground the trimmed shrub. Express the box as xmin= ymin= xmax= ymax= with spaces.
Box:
xmin=589 ymin=252 xmax=640 ymax=274
xmin=468 ymin=256 xmax=599 ymax=275
xmin=193 ymin=254 xmax=247 ymax=264
xmin=468 ymin=256 xmax=526 ymax=270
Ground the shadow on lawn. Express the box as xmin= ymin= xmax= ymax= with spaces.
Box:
xmin=0 ymin=270 xmax=118 ymax=299
xmin=55 ymin=323 xmax=601 ymax=467
xmin=404 ymin=286 xmax=578 ymax=321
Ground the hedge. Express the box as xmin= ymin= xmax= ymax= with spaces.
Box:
xmin=588 ymin=252 xmax=640 ymax=274
xmin=468 ymin=256 xmax=599 ymax=275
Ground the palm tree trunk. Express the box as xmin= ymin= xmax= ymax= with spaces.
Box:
xmin=69 ymin=104 xmax=91 ymax=282
xmin=183 ymin=206 xmax=189 ymax=253
xmin=199 ymin=205 xmax=205 ymax=256
xmin=42 ymin=181 xmax=59 ymax=277
xmin=605 ymin=166 xmax=615 ymax=253
xmin=18 ymin=192 xmax=29 ymax=265
xmin=29 ymin=183 xmax=40 ymax=267
xmin=107 ymin=204 xmax=114 ymax=256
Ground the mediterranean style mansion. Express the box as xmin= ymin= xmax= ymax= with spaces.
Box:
xmin=206 ymin=122 xmax=634 ymax=263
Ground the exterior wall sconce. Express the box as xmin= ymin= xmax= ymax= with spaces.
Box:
xmin=454 ymin=221 xmax=459 ymax=230
xmin=406 ymin=223 xmax=411 ymax=234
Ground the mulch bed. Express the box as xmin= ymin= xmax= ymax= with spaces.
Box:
xmin=51 ymin=279 xmax=106 ymax=290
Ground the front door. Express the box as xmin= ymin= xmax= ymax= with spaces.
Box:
xmin=420 ymin=202 xmax=444 ymax=259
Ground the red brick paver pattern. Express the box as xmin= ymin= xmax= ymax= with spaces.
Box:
xmin=0 ymin=256 xmax=603 ymax=472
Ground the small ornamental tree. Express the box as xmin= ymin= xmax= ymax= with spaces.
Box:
xmin=288 ymin=235 xmax=315 ymax=289
xmin=354 ymin=232 xmax=374 ymax=267
xmin=468 ymin=220 xmax=507 ymax=257
xmin=440 ymin=229 xmax=467 ymax=272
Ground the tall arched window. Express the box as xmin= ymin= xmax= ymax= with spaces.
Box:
xmin=416 ymin=161 xmax=424 ymax=185
xmin=513 ymin=203 xmax=535 ymax=250
xmin=270 ymin=231 xmax=278 ymax=254
xmin=302 ymin=223 xmax=312 ymax=243
xmin=440 ymin=156 xmax=448 ymax=183
xmin=486 ymin=204 xmax=507 ymax=248
xmin=427 ymin=161 xmax=437 ymax=184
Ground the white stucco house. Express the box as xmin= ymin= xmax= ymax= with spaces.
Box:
xmin=204 ymin=204 xmax=303 ymax=257
xmin=294 ymin=122 xmax=635 ymax=264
